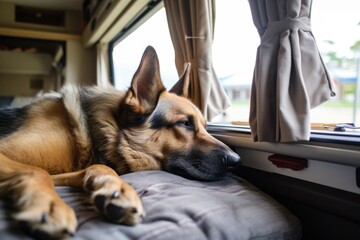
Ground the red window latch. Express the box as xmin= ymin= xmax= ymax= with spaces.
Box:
xmin=267 ymin=154 xmax=308 ymax=171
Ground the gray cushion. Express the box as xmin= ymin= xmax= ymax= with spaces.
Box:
xmin=0 ymin=171 xmax=301 ymax=239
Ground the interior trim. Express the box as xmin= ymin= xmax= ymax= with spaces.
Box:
xmin=235 ymin=166 xmax=360 ymax=224
xmin=207 ymin=124 xmax=360 ymax=167
xmin=0 ymin=26 xmax=80 ymax=41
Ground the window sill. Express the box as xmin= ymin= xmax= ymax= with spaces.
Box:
xmin=206 ymin=123 xmax=360 ymax=168
xmin=207 ymin=123 xmax=360 ymax=145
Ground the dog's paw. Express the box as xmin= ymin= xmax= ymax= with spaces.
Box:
xmin=87 ymin=174 xmax=145 ymax=225
xmin=13 ymin=191 xmax=77 ymax=239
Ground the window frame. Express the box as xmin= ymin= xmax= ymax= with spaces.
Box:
xmin=108 ymin=0 xmax=163 ymax=85
xmin=206 ymin=123 xmax=360 ymax=146
xmin=107 ymin=0 xmax=360 ymax=145
xmin=207 ymin=123 xmax=360 ymax=171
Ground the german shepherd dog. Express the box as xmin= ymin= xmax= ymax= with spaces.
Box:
xmin=0 ymin=46 xmax=240 ymax=239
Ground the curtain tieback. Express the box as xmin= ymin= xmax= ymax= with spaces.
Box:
xmin=262 ymin=17 xmax=311 ymax=41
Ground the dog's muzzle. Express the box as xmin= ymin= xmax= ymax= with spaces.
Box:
xmin=222 ymin=151 xmax=241 ymax=170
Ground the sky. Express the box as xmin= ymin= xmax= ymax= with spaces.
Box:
xmin=312 ymin=0 xmax=360 ymax=58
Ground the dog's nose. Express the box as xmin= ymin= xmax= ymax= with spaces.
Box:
xmin=222 ymin=151 xmax=241 ymax=169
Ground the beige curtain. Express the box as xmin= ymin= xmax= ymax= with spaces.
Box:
xmin=96 ymin=42 xmax=111 ymax=87
xmin=248 ymin=0 xmax=336 ymax=142
xmin=164 ymin=0 xmax=230 ymax=121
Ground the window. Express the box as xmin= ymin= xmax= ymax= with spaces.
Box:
xmin=311 ymin=0 xmax=360 ymax=127
xmin=212 ymin=0 xmax=360 ymax=129
xmin=111 ymin=7 xmax=177 ymax=91
xmin=211 ymin=0 xmax=258 ymax=123
xmin=110 ymin=0 xmax=360 ymax=133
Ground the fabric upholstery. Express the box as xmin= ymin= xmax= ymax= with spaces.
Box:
xmin=0 ymin=171 xmax=301 ymax=240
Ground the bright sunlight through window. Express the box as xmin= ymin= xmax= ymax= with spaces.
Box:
xmin=111 ymin=8 xmax=177 ymax=91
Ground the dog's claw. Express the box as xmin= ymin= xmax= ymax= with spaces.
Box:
xmin=112 ymin=190 xmax=121 ymax=199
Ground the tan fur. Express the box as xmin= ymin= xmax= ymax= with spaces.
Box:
xmin=0 ymin=153 xmax=77 ymax=238
xmin=0 ymin=98 xmax=75 ymax=174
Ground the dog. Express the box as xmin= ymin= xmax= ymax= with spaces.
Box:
xmin=0 ymin=46 xmax=241 ymax=239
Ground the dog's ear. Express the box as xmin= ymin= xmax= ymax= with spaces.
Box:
xmin=126 ymin=46 xmax=165 ymax=114
xmin=170 ymin=63 xmax=191 ymax=98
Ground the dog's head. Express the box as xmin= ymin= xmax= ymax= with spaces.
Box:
xmin=117 ymin=46 xmax=241 ymax=181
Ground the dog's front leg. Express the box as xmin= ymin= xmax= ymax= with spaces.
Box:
xmin=0 ymin=153 xmax=77 ymax=239
xmin=52 ymin=164 xmax=144 ymax=225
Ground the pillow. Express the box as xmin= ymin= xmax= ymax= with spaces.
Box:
xmin=0 ymin=171 xmax=301 ymax=239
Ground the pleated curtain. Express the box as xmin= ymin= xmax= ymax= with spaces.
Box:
xmin=248 ymin=0 xmax=336 ymax=142
xmin=164 ymin=0 xmax=231 ymax=121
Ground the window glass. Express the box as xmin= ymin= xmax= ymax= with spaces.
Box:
xmin=311 ymin=0 xmax=360 ymax=126
xmin=211 ymin=0 xmax=258 ymax=123
xmin=111 ymin=8 xmax=178 ymax=91
xmin=212 ymin=0 xmax=360 ymax=128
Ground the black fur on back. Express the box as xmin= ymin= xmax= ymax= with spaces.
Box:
xmin=0 ymin=106 xmax=28 ymax=138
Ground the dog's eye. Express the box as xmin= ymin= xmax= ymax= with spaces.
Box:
xmin=176 ymin=121 xmax=192 ymax=129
